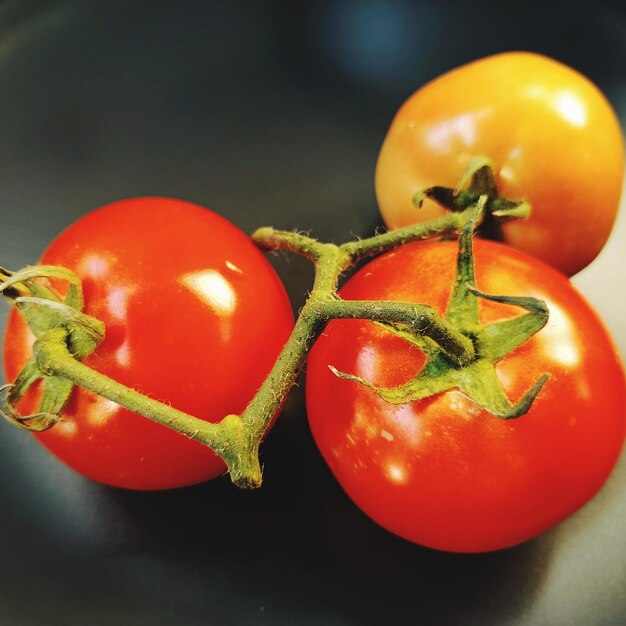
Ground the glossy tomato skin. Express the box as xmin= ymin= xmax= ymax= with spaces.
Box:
xmin=4 ymin=197 xmax=294 ymax=490
xmin=306 ymin=239 xmax=626 ymax=552
xmin=375 ymin=52 xmax=624 ymax=276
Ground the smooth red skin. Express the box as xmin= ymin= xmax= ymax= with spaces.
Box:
xmin=306 ymin=240 xmax=626 ymax=552
xmin=4 ymin=198 xmax=294 ymax=490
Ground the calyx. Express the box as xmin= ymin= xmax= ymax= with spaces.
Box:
xmin=331 ymin=197 xmax=550 ymax=419
xmin=414 ymin=157 xmax=531 ymax=238
xmin=0 ymin=266 xmax=104 ymax=431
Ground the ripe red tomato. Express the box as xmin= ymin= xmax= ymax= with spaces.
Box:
xmin=3 ymin=197 xmax=294 ymax=490
xmin=375 ymin=52 xmax=624 ymax=276
xmin=306 ymin=239 xmax=626 ymax=552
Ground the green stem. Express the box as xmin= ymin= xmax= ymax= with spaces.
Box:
xmin=252 ymin=228 xmax=322 ymax=261
xmin=252 ymin=206 xmax=477 ymax=269
xmin=35 ymin=331 xmax=219 ymax=443
xmin=339 ymin=209 xmax=473 ymax=261
xmin=34 ymin=328 xmax=263 ymax=487
xmin=7 ymin=205 xmax=481 ymax=489
xmin=318 ymin=299 xmax=474 ymax=366
xmin=239 ymin=299 xmax=325 ymax=438
xmin=0 ymin=267 xmax=27 ymax=299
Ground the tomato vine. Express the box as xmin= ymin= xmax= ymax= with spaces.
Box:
xmin=0 ymin=161 xmax=551 ymax=489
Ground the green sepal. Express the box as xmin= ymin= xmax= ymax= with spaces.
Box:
xmin=490 ymin=197 xmax=531 ymax=220
xmin=413 ymin=186 xmax=478 ymax=213
xmin=0 ymin=377 xmax=60 ymax=432
xmin=329 ymin=359 xmax=455 ymax=404
xmin=372 ymin=321 xmax=439 ymax=357
xmin=330 ymin=198 xmax=551 ymax=420
xmin=0 ymin=402 xmax=59 ymax=432
xmin=1 ymin=265 xmax=104 ymax=431
xmin=445 ymin=197 xmax=486 ymax=326
xmin=15 ymin=297 xmax=104 ymax=358
xmin=412 ymin=157 xmax=531 ymax=226
xmin=1 ymin=265 xmax=83 ymax=306
xmin=454 ymin=156 xmax=497 ymax=197
xmin=467 ymin=285 xmax=549 ymax=360
xmin=458 ymin=363 xmax=550 ymax=419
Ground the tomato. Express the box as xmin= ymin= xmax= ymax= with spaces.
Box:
xmin=375 ymin=52 xmax=624 ymax=276
xmin=305 ymin=239 xmax=626 ymax=552
xmin=3 ymin=197 xmax=294 ymax=490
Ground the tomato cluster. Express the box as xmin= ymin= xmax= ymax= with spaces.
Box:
xmin=2 ymin=53 xmax=625 ymax=552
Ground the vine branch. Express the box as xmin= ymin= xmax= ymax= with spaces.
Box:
xmin=2 ymin=190 xmax=542 ymax=489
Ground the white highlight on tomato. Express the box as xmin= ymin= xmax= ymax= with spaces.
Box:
xmin=554 ymin=91 xmax=587 ymax=128
xmin=385 ymin=462 xmax=408 ymax=485
xmin=56 ymin=420 xmax=77 ymax=438
xmin=181 ymin=270 xmax=238 ymax=315
xmin=107 ymin=286 xmax=133 ymax=320
xmin=79 ymin=253 xmax=109 ymax=278
xmin=356 ymin=345 xmax=378 ymax=381
xmin=105 ymin=286 xmax=136 ymax=366
xmin=385 ymin=403 xmax=421 ymax=445
xmin=115 ymin=341 xmax=131 ymax=367
xmin=424 ymin=110 xmax=490 ymax=154
xmin=540 ymin=302 xmax=582 ymax=367
xmin=87 ymin=397 xmax=120 ymax=426
xmin=225 ymin=260 xmax=243 ymax=274
xmin=525 ymin=84 xmax=587 ymax=128
xmin=381 ymin=429 xmax=394 ymax=442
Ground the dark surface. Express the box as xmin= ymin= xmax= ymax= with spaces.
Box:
xmin=0 ymin=1 xmax=625 ymax=624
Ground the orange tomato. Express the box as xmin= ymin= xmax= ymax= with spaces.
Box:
xmin=375 ymin=52 xmax=624 ymax=276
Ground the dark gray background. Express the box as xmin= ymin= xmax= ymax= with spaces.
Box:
xmin=0 ymin=1 xmax=625 ymax=624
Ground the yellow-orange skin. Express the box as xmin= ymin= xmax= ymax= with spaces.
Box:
xmin=376 ymin=52 xmax=624 ymax=276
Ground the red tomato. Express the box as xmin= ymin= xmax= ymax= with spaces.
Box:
xmin=306 ymin=239 xmax=626 ymax=552
xmin=4 ymin=197 xmax=294 ymax=490
xmin=375 ymin=52 xmax=624 ymax=276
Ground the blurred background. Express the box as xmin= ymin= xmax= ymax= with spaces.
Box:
xmin=0 ymin=1 xmax=625 ymax=624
